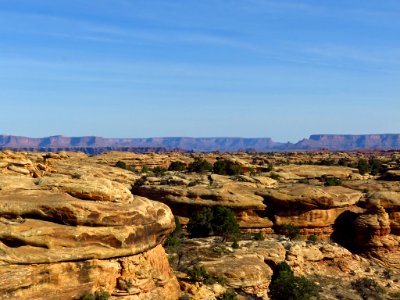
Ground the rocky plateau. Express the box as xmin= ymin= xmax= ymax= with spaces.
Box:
xmin=1 ymin=150 xmax=400 ymax=299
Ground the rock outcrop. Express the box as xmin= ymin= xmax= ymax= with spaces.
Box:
xmin=0 ymin=151 xmax=180 ymax=299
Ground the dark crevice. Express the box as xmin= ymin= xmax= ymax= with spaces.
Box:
xmin=0 ymin=237 xmax=49 ymax=249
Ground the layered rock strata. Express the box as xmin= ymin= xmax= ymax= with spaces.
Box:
xmin=0 ymin=151 xmax=180 ymax=299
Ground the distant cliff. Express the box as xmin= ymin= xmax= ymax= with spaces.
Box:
xmin=293 ymin=134 xmax=400 ymax=150
xmin=1 ymin=134 xmax=400 ymax=153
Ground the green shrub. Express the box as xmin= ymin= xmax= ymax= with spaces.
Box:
xmin=231 ymin=240 xmax=239 ymax=249
xmin=217 ymin=289 xmax=238 ymax=300
xmin=188 ymin=159 xmax=213 ymax=173
xmin=269 ymin=261 xmax=319 ymax=300
xmin=212 ymin=206 xmax=240 ymax=241
xmin=253 ymin=232 xmax=265 ymax=241
xmin=213 ymin=159 xmax=243 ymax=175
xmin=141 ymin=165 xmax=150 ymax=173
xmin=168 ymin=161 xmax=187 ymax=171
xmin=79 ymin=289 xmax=110 ymax=300
xmin=187 ymin=265 xmax=224 ymax=285
xmin=164 ymin=216 xmax=183 ymax=252
xmin=280 ymin=224 xmax=301 ymax=240
xmin=351 ymin=277 xmax=384 ymax=300
xmin=270 ymin=172 xmax=280 ymax=180
xmin=187 ymin=206 xmax=240 ymax=241
xmin=357 ymin=159 xmax=370 ymax=175
xmin=369 ymin=157 xmax=382 ymax=175
xmin=115 ymin=161 xmax=127 ymax=169
xmin=187 ymin=207 xmax=214 ymax=238
xmin=151 ymin=166 xmax=167 ymax=177
xmin=322 ymin=175 xmax=342 ymax=186
xmin=307 ymin=235 xmax=318 ymax=243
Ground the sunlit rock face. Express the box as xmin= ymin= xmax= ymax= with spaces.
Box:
xmin=0 ymin=151 xmax=180 ymax=300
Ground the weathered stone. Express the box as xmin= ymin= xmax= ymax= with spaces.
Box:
xmin=259 ymin=184 xmax=363 ymax=209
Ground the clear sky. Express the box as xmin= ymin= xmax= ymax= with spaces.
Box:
xmin=0 ymin=0 xmax=399 ymax=142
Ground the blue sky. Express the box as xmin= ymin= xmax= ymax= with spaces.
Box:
xmin=0 ymin=0 xmax=399 ymax=142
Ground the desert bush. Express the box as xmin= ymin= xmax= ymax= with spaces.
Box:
xmin=322 ymin=175 xmax=341 ymax=186
xmin=212 ymin=206 xmax=240 ymax=241
xmin=213 ymin=159 xmax=243 ymax=175
xmin=253 ymin=232 xmax=265 ymax=241
xmin=217 ymin=289 xmax=238 ymax=300
xmin=168 ymin=161 xmax=187 ymax=171
xmin=351 ymin=277 xmax=384 ymax=300
xmin=280 ymin=224 xmax=301 ymax=240
xmin=79 ymin=289 xmax=110 ymax=300
xmin=187 ymin=206 xmax=240 ymax=241
xmin=187 ymin=265 xmax=225 ymax=285
xmin=231 ymin=240 xmax=239 ymax=249
xmin=151 ymin=166 xmax=167 ymax=177
xmin=164 ymin=216 xmax=183 ymax=251
xmin=369 ymin=157 xmax=383 ymax=175
xmin=269 ymin=261 xmax=319 ymax=300
xmin=357 ymin=159 xmax=370 ymax=175
xmin=307 ymin=234 xmax=318 ymax=243
xmin=270 ymin=172 xmax=280 ymax=180
xmin=188 ymin=159 xmax=213 ymax=173
xmin=115 ymin=161 xmax=127 ymax=169
xmin=187 ymin=207 xmax=214 ymax=238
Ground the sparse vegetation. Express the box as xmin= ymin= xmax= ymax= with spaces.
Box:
xmin=213 ymin=159 xmax=243 ymax=175
xmin=187 ymin=207 xmax=214 ymax=238
xmin=269 ymin=261 xmax=319 ymax=300
xmin=115 ymin=160 xmax=127 ymax=169
xmin=188 ymin=159 xmax=213 ymax=173
xmin=151 ymin=166 xmax=167 ymax=177
xmin=351 ymin=277 xmax=385 ymax=300
xmin=187 ymin=206 xmax=240 ymax=241
xmin=270 ymin=172 xmax=280 ymax=180
xmin=168 ymin=161 xmax=187 ymax=171
xmin=217 ymin=289 xmax=238 ymax=300
xmin=280 ymin=224 xmax=301 ymax=240
xmin=187 ymin=264 xmax=226 ymax=285
xmin=357 ymin=159 xmax=371 ymax=175
xmin=231 ymin=240 xmax=239 ymax=249
xmin=307 ymin=234 xmax=318 ymax=243
xmin=253 ymin=232 xmax=265 ymax=241
xmin=164 ymin=216 xmax=183 ymax=252
xmin=79 ymin=289 xmax=110 ymax=300
xmin=322 ymin=175 xmax=342 ymax=186
xmin=212 ymin=206 xmax=240 ymax=241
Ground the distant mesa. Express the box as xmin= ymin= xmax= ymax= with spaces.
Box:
xmin=1 ymin=134 xmax=400 ymax=153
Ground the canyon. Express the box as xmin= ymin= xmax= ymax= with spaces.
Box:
xmin=1 ymin=150 xmax=400 ymax=299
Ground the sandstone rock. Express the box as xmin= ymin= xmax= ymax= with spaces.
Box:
xmin=0 ymin=175 xmax=38 ymax=191
xmin=259 ymin=184 xmax=363 ymax=209
xmin=201 ymin=254 xmax=272 ymax=298
xmin=274 ymin=206 xmax=364 ymax=233
xmin=37 ymin=175 xmax=133 ymax=203
xmin=369 ymin=191 xmax=400 ymax=210
xmin=0 ymin=190 xmax=174 ymax=264
xmin=7 ymin=165 xmax=30 ymax=175
xmin=353 ymin=198 xmax=392 ymax=248
xmin=0 ymin=245 xmax=180 ymax=300
xmin=133 ymin=174 xmax=266 ymax=213
xmin=274 ymin=165 xmax=359 ymax=180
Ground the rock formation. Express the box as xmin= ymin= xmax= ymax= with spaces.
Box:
xmin=0 ymin=151 xmax=180 ymax=299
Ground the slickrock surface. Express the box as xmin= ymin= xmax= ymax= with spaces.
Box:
xmin=175 ymin=237 xmax=400 ymax=299
xmin=274 ymin=165 xmax=361 ymax=180
xmin=0 ymin=151 xmax=180 ymax=300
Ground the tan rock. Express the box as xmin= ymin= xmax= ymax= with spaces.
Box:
xmin=201 ymin=254 xmax=272 ymax=298
xmin=0 ymin=245 xmax=180 ymax=300
xmin=0 ymin=190 xmax=174 ymax=265
xmin=37 ymin=175 xmax=133 ymax=203
xmin=274 ymin=165 xmax=359 ymax=180
xmin=259 ymin=184 xmax=363 ymax=209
